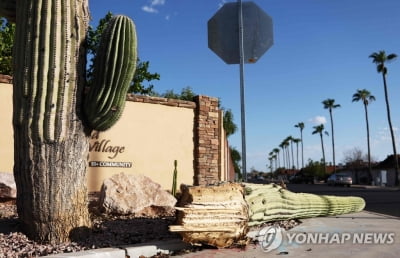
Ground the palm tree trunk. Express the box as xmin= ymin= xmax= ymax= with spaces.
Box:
xmin=296 ymin=143 xmax=299 ymax=170
xmin=329 ymin=109 xmax=336 ymax=173
xmin=277 ymin=152 xmax=280 ymax=168
xmin=281 ymin=147 xmax=286 ymax=169
xmin=301 ymin=130 xmax=304 ymax=169
xmin=269 ymin=159 xmax=273 ymax=173
xmin=320 ymin=133 xmax=327 ymax=174
xmin=364 ymin=103 xmax=373 ymax=183
xmin=290 ymin=142 xmax=294 ymax=169
xmin=382 ymin=73 xmax=399 ymax=186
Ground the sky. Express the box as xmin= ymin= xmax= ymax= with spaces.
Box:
xmin=88 ymin=0 xmax=400 ymax=172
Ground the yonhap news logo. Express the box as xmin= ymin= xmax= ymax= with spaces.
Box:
xmin=257 ymin=225 xmax=284 ymax=252
xmin=258 ymin=226 xmax=395 ymax=252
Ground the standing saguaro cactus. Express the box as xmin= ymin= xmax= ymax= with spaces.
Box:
xmin=11 ymin=0 xmax=92 ymax=244
xmin=4 ymin=0 xmax=137 ymax=243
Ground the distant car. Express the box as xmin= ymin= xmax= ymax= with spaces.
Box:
xmin=327 ymin=173 xmax=352 ymax=187
xmin=288 ymin=172 xmax=314 ymax=184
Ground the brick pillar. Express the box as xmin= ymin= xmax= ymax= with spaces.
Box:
xmin=194 ymin=95 xmax=220 ymax=185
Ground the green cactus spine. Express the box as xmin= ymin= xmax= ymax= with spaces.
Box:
xmin=244 ymin=183 xmax=366 ymax=226
xmin=84 ymin=15 xmax=137 ymax=131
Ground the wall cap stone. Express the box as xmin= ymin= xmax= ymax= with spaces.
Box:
xmin=0 ymin=74 xmax=13 ymax=84
xmin=127 ymin=94 xmax=196 ymax=109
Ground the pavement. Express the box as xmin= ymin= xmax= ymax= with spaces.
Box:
xmin=45 ymin=184 xmax=400 ymax=258
xmin=44 ymin=210 xmax=400 ymax=258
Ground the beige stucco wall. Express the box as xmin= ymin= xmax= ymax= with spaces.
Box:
xmin=0 ymin=83 xmax=195 ymax=191
xmin=0 ymin=83 xmax=13 ymax=173
xmin=88 ymin=101 xmax=195 ymax=191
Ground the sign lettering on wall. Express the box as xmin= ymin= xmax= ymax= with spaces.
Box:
xmin=89 ymin=161 xmax=132 ymax=168
xmin=89 ymin=131 xmax=132 ymax=168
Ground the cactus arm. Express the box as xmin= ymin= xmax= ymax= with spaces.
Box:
xmin=84 ymin=15 xmax=137 ymax=131
xmin=244 ymin=183 xmax=365 ymax=226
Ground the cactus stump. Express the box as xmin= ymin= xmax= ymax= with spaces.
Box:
xmin=170 ymin=183 xmax=249 ymax=248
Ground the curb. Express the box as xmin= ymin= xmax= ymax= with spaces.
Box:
xmin=362 ymin=210 xmax=400 ymax=220
xmin=351 ymin=184 xmax=400 ymax=190
xmin=45 ymin=239 xmax=192 ymax=258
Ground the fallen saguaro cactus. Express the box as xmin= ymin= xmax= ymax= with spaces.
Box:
xmin=170 ymin=182 xmax=365 ymax=248
xmin=244 ymin=183 xmax=365 ymax=226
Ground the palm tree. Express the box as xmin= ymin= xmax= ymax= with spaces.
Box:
xmin=283 ymin=137 xmax=292 ymax=169
xmin=295 ymin=122 xmax=305 ymax=168
xmin=268 ymin=156 xmax=273 ymax=173
xmin=322 ymin=98 xmax=341 ymax=173
xmin=293 ymin=138 xmax=301 ymax=170
xmin=288 ymin=136 xmax=295 ymax=169
xmin=223 ymin=109 xmax=237 ymax=137
xmin=269 ymin=151 xmax=278 ymax=172
xmin=279 ymin=142 xmax=286 ymax=169
xmin=312 ymin=124 xmax=328 ymax=173
xmin=273 ymin=148 xmax=280 ymax=168
xmin=369 ymin=50 xmax=398 ymax=185
xmin=352 ymin=89 xmax=375 ymax=183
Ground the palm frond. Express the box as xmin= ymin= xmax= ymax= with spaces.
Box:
xmin=387 ymin=53 xmax=397 ymax=61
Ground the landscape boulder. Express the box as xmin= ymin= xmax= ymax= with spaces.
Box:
xmin=99 ymin=173 xmax=177 ymax=217
xmin=0 ymin=172 xmax=16 ymax=199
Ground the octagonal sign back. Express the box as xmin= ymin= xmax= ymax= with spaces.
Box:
xmin=208 ymin=2 xmax=273 ymax=64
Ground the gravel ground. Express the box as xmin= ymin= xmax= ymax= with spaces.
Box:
xmin=0 ymin=195 xmax=300 ymax=257
xmin=0 ymin=195 xmax=181 ymax=257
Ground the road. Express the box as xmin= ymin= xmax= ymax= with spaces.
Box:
xmin=287 ymin=183 xmax=400 ymax=218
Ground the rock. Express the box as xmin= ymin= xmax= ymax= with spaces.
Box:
xmin=99 ymin=173 xmax=177 ymax=216
xmin=0 ymin=172 xmax=17 ymax=199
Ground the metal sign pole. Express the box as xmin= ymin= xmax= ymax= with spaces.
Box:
xmin=238 ymin=0 xmax=247 ymax=181
xmin=208 ymin=1 xmax=273 ymax=182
